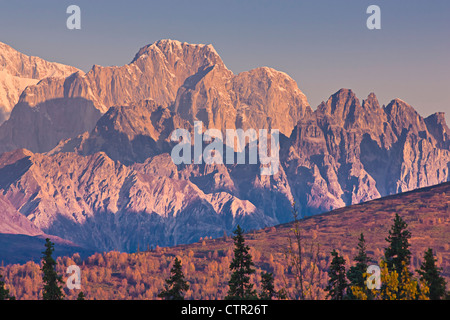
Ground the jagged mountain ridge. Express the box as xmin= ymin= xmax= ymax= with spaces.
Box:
xmin=0 ymin=39 xmax=449 ymax=253
xmin=49 ymin=86 xmax=449 ymax=216
xmin=283 ymin=90 xmax=450 ymax=213
xmin=0 ymin=39 xmax=310 ymax=156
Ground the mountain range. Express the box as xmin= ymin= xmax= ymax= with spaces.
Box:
xmin=0 ymin=39 xmax=448 ymax=256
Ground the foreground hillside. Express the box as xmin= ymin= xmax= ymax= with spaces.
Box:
xmin=1 ymin=181 xmax=448 ymax=300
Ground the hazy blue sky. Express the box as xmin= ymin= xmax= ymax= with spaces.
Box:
xmin=1 ymin=0 xmax=449 ymax=121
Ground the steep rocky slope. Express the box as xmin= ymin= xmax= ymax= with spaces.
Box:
xmin=0 ymin=149 xmax=274 ymax=251
xmin=173 ymin=64 xmax=311 ymax=137
xmin=0 ymin=94 xmax=102 ymax=154
xmin=0 ymin=41 xmax=80 ymax=124
xmin=49 ymin=99 xmax=191 ymax=165
xmin=0 ymin=193 xmax=42 ymax=236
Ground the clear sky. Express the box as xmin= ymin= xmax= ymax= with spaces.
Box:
xmin=0 ymin=0 xmax=449 ymax=121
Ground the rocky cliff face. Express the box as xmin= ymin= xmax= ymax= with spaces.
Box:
xmin=16 ymin=40 xmax=225 ymax=113
xmin=49 ymin=99 xmax=191 ymax=165
xmin=0 ymin=42 xmax=97 ymax=154
xmin=0 ymin=40 xmax=449 ymax=253
xmin=173 ymin=64 xmax=311 ymax=137
xmin=1 ymin=39 xmax=309 ymax=155
xmin=283 ymin=89 xmax=450 ymax=215
xmin=12 ymin=39 xmax=310 ymax=141
xmin=0 ymin=41 xmax=80 ymax=124
xmin=0 ymin=95 xmax=102 ymax=154
xmin=0 ymin=193 xmax=42 ymax=236
xmin=0 ymin=149 xmax=273 ymax=251
xmin=425 ymin=112 xmax=450 ymax=150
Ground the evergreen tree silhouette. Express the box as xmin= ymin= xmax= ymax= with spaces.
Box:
xmin=0 ymin=273 xmax=15 ymax=300
xmin=384 ymin=213 xmax=412 ymax=277
xmin=226 ymin=225 xmax=257 ymax=300
xmin=41 ymin=238 xmax=64 ymax=300
xmin=158 ymin=257 xmax=189 ymax=300
xmin=77 ymin=291 xmax=86 ymax=300
xmin=326 ymin=250 xmax=348 ymax=300
xmin=347 ymin=233 xmax=372 ymax=299
xmin=417 ymin=248 xmax=447 ymax=300
xmin=259 ymin=272 xmax=275 ymax=300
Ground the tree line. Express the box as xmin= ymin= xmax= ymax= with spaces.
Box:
xmin=325 ymin=213 xmax=447 ymax=300
xmin=1 ymin=209 xmax=447 ymax=300
xmin=1 ymin=238 xmax=85 ymax=300
xmin=157 ymin=212 xmax=447 ymax=300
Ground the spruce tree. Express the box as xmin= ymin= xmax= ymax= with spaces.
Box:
xmin=259 ymin=272 xmax=275 ymax=300
xmin=158 ymin=257 xmax=189 ymax=300
xmin=325 ymin=250 xmax=348 ymax=300
xmin=384 ymin=213 xmax=411 ymax=277
xmin=225 ymin=225 xmax=257 ymax=300
xmin=0 ymin=273 xmax=15 ymax=300
xmin=77 ymin=291 xmax=86 ymax=300
xmin=417 ymin=248 xmax=447 ymax=300
xmin=41 ymin=238 xmax=65 ymax=300
xmin=347 ymin=233 xmax=371 ymax=299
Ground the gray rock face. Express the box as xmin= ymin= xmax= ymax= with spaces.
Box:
xmin=0 ymin=40 xmax=449 ymax=253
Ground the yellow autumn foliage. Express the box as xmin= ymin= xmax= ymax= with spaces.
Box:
xmin=351 ymin=260 xmax=429 ymax=300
